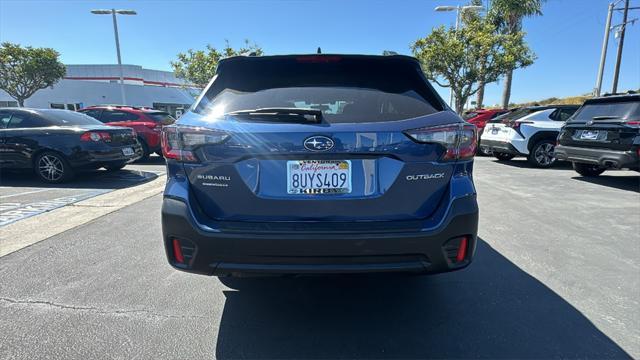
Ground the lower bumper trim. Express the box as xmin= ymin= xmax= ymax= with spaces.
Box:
xmin=480 ymin=139 xmax=524 ymax=155
xmin=555 ymin=145 xmax=639 ymax=169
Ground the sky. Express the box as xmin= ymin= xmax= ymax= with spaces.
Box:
xmin=1 ymin=0 xmax=639 ymax=106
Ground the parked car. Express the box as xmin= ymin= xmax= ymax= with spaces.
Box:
xmin=463 ymin=108 xmax=510 ymax=155
xmin=0 ymin=108 xmax=141 ymax=183
xmin=79 ymin=105 xmax=175 ymax=160
xmin=479 ymin=105 xmax=580 ymax=167
xmin=161 ymin=54 xmax=479 ymax=278
xmin=555 ymin=93 xmax=639 ymax=176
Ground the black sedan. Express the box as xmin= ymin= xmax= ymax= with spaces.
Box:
xmin=0 ymin=108 xmax=142 ymax=183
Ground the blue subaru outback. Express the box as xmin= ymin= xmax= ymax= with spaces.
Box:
xmin=161 ymin=54 xmax=478 ymax=277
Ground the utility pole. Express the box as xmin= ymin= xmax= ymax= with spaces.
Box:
xmin=594 ymin=3 xmax=614 ymax=97
xmin=612 ymin=0 xmax=629 ymax=94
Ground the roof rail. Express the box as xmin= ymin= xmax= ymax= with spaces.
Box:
xmin=382 ymin=50 xmax=399 ymax=56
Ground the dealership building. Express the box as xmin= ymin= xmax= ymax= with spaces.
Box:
xmin=0 ymin=64 xmax=198 ymax=117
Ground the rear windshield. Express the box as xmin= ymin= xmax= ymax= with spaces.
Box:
xmin=195 ymin=56 xmax=443 ymax=123
xmin=146 ymin=112 xmax=176 ymax=123
xmin=570 ymin=100 xmax=640 ymax=122
xmin=462 ymin=112 xmax=478 ymax=120
xmin=39 ymin=110 xmax=104 ymax=126
xmin=489 ymin=108 xmax=538 ymax=123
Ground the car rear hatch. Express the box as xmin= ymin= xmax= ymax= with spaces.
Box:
xmin=167 ymin=55 xmax=473 ymax=223
xmin=559 ymin=95 xmax=640 ymax=151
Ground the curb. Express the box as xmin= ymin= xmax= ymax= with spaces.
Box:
xmin=0 ymin=175 xmax=166 ymax=258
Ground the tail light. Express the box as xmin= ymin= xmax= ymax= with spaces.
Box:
xmin=405 ymin=123 xmax=477 ymax=161
xmin=507 ymin=120 xmax=533 ymax=131
xmin=625 ymin=120 xmax=640 ymax=127
xmin=80 ymin=131 xmax=111 ymax=142
xmin=161 ymin=126 xmax=229 ymax=162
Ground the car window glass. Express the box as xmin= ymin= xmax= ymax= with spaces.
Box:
xmin=197 ymin=57 xmax=442 ymax=123
xmin=0 ymin=111 xmax=11 ymax=128
xmin=462 ymin=112 xmax=478 ymax=120
xmin=8 ymin=113 xmax=47 ymax=128
xmin=101 ymin=110 xmax=140 ymax=122
xmin=39 ymin=110 xmax=104 ymax=126
xmin=557 ymin=108 xmax=577 ymax=121
xmin=571 ymin=100 xmax=640 ymax=122
xmin=81 ymin=109 xmax=103 ymax=120
xmin=146 ymin=112 xmax=176 ymax=124
xmin=490 ymin=111 xmax=507 ymax=119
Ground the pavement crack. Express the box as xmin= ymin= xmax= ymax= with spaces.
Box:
xmin=0 ymin=297 xmax=207 ymax=320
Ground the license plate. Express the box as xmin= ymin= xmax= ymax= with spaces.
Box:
xmin=287 ymin=160 xmax=351 ymax=194
xmin=122 ymin=147 xmax=134 ymax=156
xmin=580 ymin=130 xmax=600 ymax=140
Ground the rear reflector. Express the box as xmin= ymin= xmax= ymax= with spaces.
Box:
xmin=456 ymin=236 xmax=468 ymax=262
xmin=172 ymin=238 xmax=185 ymax=263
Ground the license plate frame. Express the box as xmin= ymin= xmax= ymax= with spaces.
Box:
xmin=580 ymin=130 xmax=600 ymax=140
xmin=286 ymin=160 xmax=352 ymax=195
xmin=122 ymin=147 xmax=134 ymax=156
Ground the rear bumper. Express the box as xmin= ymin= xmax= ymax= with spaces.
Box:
xmin=68 ymin=144 xmax=143 ymax=168
xmin=554 ymin=145 xmax=639 ymax=169
xmin=479 ymin=139 xmax=525 ymax=156
xmin=161 ymin=194 xmax=479 ymax=276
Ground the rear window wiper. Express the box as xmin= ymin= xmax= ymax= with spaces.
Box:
xmin=226 ymin=108 xmax=323 ymax=123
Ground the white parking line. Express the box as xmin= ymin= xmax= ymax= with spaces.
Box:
xmin=0 ymin=188 xmax=54 ymax=199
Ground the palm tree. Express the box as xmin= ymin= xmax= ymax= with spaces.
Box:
xmin=489 ymin=0 xmax=544 ymax=108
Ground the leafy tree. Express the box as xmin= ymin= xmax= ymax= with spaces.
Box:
xmin=171 ymin=40 xmax=263 ymax=88
xmin=0 ymin=42 xmax=66 ymax=107
xmin=412 ymin=18 xmax=534 ymax=114
xmin=489 ymin=0 xmax=544 ymax=108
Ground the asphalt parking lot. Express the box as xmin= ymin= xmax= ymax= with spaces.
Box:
xmin=0 ymin=156 xmax=166 ymax=227
xmin=0 ymin=156 xmax=638 ymax=359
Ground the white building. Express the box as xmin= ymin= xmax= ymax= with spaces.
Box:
xmin=0 ymin=64 xmax=199 ymax=117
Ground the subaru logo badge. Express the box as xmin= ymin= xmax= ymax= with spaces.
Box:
xmin=304 ymin=136 xmax=334 ymax=152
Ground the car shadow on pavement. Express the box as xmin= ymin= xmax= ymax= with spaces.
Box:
xmin=491 ymin=159 xmax=574 ymax=170
xmin=572 ymin=174 xmax=640 ymax=193
xmin=214 ymin=239 xmax=630 ymax=359
xmin=0 ymin=168 xmax=159 ymax=190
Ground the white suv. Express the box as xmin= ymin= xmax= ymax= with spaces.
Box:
xmin=479 ymin=105 xmax=580 ymax=167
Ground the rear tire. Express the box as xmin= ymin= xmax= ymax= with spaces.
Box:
xmin=137 ymin=137 xmax=150 ymax=162
xmin=494 ymin=152 xmax=515 ymax=161
xmin=34 ymin=151 xmax=74 ymax=183
xmin=528 ymin=140 xmax=556 ymax=168
xmin=478 ymin=147 xmax=493 ymax=156
xmin=573 ymin=162 xmax=605 ymax=177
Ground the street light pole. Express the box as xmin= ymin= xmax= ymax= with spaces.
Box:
xmin=612 ymin=0 xmax=630 ymax=94
xmin=111 ymin=9 xmax=126 ymax=105
xmin=594 ymin=2 xmax=614 ymax=97
xmin=91 ymin=9 xmax=137 ymax=105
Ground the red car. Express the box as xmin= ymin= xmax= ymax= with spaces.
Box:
xmin=79 ymin=105 xmax=176 ymax=160
xmin=463 ymin=108 xmax=510 ymax=155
